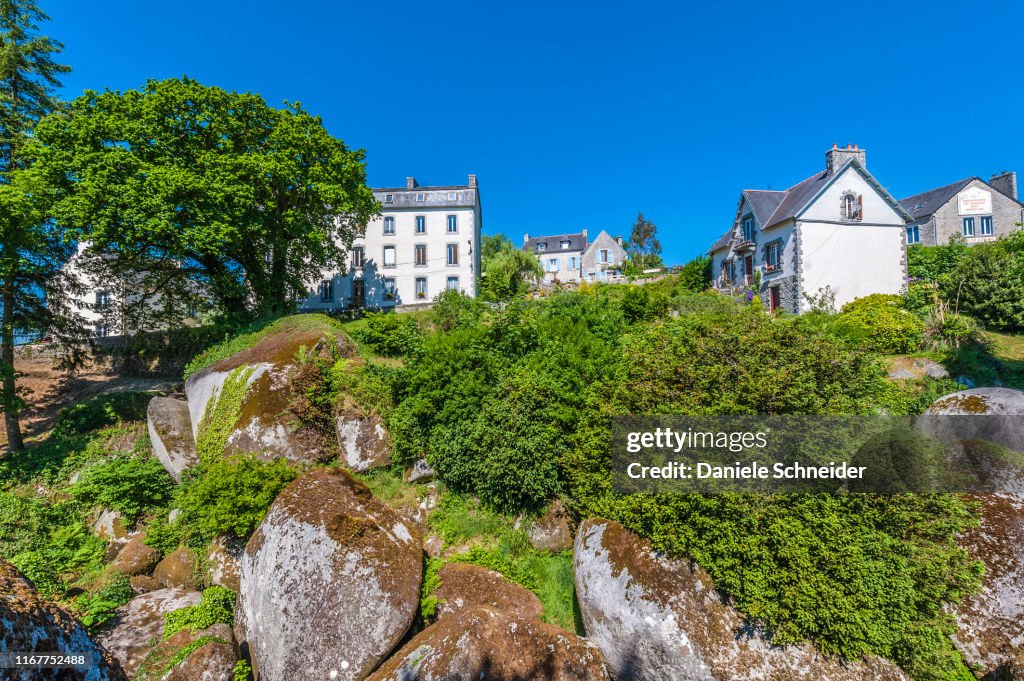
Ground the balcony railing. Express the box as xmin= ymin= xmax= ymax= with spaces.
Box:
xmin=734 ymin=239 xmax=755 ymax=252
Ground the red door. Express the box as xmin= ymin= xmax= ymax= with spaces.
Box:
xmin=744 ymin=256 xmax=753 ymax=285
xmin=770 ymin=286 xmax=781 ymax=313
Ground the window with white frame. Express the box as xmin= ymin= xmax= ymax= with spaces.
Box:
xmin=446 ymin=276 xmax=459 ymax=291
xmin=536 ymin=242 xmax=547 ymax=252
xmin=962 ymin=217 xmax=975 ymax=237
xmin=560 ymin=240 xmax=571 ymax=249
xmin=599 ymin=249 xmax=610 ymax=264
xmin=742 ymin=215 xmax=755 ymax=241
xmin=765 ymin=242 xmax=781 ymax=272
xmin=383 ymin=245 xmax=396 ymax=267
xmin=383 ymin=278 xmax=396 ymax=300
xmin=384 ymin=216 xmax=395 ymax=235
xmin=981 ymin=216 xmax=993 ymax=235
xmin=384 ymin=194 xmax=394 ymax=204
xmin=548 ymin=258 xmax=559 ymax=272
xmin=841 ymin=192 xmax=863 ymax=221
xmin=415 ymin=277 xmax=427 ymax=299
xmin=95 ymin=290 xmax=110 ymax=310
xmin=351 ymin=247 xmax=364 ymax=268
xmin=416 ymin=192 xmax=425 ymax=202
xmin=447 ymin=215 xmax=458 ymax=233
xmin=447 ymin=191 xmax=456 ymax=201
xmin=319 ymin=280 xmax=334 ymax=302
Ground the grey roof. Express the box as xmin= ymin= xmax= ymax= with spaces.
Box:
xmin=898 ymin=178 xmax=977 ymax=220
xmin=742 ymin=190 xmax=787 ymax=226
xmin=761 ymin=171 xmax=831 ymax=227
xmin=524 ymin=233 xmax=587 ymax=252
xmin=709 ymin=229 xmax=732 ymax=253
xmin=374 ymin=185 xmax=478 ymax=209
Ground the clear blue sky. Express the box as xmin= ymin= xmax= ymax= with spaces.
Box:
xmin=47 ymin=0 xmax=1024 ymax=265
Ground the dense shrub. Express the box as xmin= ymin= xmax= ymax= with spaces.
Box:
xmin=431 ymin=289 xmax=483 ymax=331
xmin=53 ymin=392 xmax=152 ymax=437
xmin=837 ymin=294 xmax=924 ymax=354
xmin=675 ymin=254 xmax=712 ymax=292
xmin=354 ymin=311 xmax=424 ymax=357
xmin=941 ymin=234 xmax=1024 ymax=331
xmin=70 ymin=455 xmax=175 ymax=523
xmin=163 ymin=586 xmax=236 ymax=639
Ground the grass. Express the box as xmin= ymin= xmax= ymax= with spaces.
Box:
xmin=353 ymin=467 xmax=437 ymax=515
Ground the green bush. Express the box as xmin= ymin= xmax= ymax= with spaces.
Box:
xmin=837 ymin=294 xmax=925 ymax=354
xmin=431 ymin=289 xmax=483 ymax=332
xmin=354 ymin=311 xmax=424 ymax=357
xmin=70 ymin=455 xmax=175 ymax=523
xmin=163 ymin=586 xmax=236 ymax=639
xmin=52 ymin=392 xmax=152 ymax=437
xmin=941 ymin=234 xmax=1024 ymax=331
xmin=676 ymin=255 xmax=712 ymax=292
xmin=71 ymin=574 xmax=134 ymax=630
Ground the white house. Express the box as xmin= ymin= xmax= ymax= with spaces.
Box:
xmin=709 ymin=145 xmax=911 ymax=313
xmin=523 ymin=229 xmax=627 ymax=284
xmin=299 ymin=175 xmax=482 ymax=311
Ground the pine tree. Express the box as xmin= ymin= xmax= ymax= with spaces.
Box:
xmin=0 ymin=1 xmax=80 ymax=452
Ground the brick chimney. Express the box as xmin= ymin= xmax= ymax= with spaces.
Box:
xmin=989 ymin=171 xmax=1017 ymax=200
xmin=406 ymin=177 xmax=418 ymax=189
xmin=825 ymin=144 xmax=867 ymax=177
xmin=468 ymin=174 xmax=477 ymax=187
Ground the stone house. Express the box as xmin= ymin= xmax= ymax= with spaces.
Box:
xmin=709 ymin=145 xmax=911 ymax=313
xmin=899 ymin=172 xmax=1023 ymax=246
xmin=523 ymin=229 xmax=627 ymax=284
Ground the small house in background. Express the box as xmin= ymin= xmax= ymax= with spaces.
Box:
xmin=899 ymin=172 xmax=1023 ymax=246
xmin=709 ymin=144 xmax=912 ymax=313
xmin=523 ymin=229 xmax=627 ymax=284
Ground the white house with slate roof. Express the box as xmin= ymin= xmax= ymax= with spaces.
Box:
xmin=709 ymin=145 xmax=911 ymax=313
xmin=899 ymin=172 xmax=1023 ymax=247
xmin=524 ymin=229 xmax=627 ymax=284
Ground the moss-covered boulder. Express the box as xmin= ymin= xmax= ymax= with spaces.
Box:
xmin=367 ymin=605 xmax=609 ymax=681
xmin=433 ymin=562 xmax=543 ymax=622
xmin=0 ymin=560 xmax=126 ymax=681
xmin=107 ymin=534 xmax=161 ymax=577
xmin=184 ymin=316 xmax=354 ymax=464
xmin=526 ymin=499 xmax=573 ymax=553
xmin=923 ymin=388 xmax=1024 ymax=676
xmin=136 ymin=622 xmax=236 ymax=681
xmin=573 ymin=519 xmax=909 ymax=681
xmin=95 ymin=588 xmax=202 ymax=678
xmin=235 ymin=467 xmax=421 ymax=681
xmin=147 ymin=397 xmax=198 ymax=481
xmin=205 ymin=535 xmax=242 ymax=592
xmin=153 ymin=546 xmax=198 ymax=590
xmin=336 ymin=404 xmax=392 ymax=471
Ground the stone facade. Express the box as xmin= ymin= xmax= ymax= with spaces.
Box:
xmin=901 ymin=174 xmax=1023 ymax=247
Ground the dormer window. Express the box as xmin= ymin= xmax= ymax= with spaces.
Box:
xmin=742 ymin=215 xmax=755 ymax=241
xmin=536 ymin=242 xmax=547 ymax=252
xmin=560 ymin=240 xmax=571 ymax=249
xmin=841 ymin=192 xmax=863 ymax=221
xmin=416 ymin=192 xmax=425 ymax=202
xmin=384 ymin=194 xmax=394 ymax=204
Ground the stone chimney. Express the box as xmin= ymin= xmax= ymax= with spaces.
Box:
xmin=615 ymin=236 xmax=623 ymax=246
xmin=581 ymin=228 xmax=588 ymax=242
xmin=825 ymin=144 xmax=867 ymax=177
xmin=468 ymin=174 xmax=477 ymax=187
xmin=523 ymin=233 xmax=530 ymax=245
xmin=989 ymin=171 xmax=1017 ymax=200
xmin=406 ymin=177 xmax=418 ymax=189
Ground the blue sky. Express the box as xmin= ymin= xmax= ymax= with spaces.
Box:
xmin=47 ymin=0 xmax=1024 ymax=265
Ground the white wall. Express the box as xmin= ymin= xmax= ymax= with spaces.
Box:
xmin=799 ymin=221 xmax=905 ymax=310
xmin=799 ymin=166 xmax=905 ymax=226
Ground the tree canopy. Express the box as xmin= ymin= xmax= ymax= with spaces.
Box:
xmin=625 ymin=211 xmax=662 ymax=271
xmin=479 ymin=234 xmax=542 ymax=301
xmin=30 ymin=77 xmax=379 ymax=324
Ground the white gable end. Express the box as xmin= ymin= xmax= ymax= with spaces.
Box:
xmin=799 ymin=165 xmax=905 ymax=225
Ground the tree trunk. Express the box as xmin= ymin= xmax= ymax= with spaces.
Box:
xmin=1 ymin=281 xmax=25 ymax=453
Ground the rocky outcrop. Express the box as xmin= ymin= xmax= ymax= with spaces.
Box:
xmin=153 ymin=546 xmax=198 ymax=590
xmin=336 ymin=405 xmax=392 ymax=471
xmin=403 ymin=458 xmax=435 ymax=483
xmin=107 ymin=535 xmax=161 ymax=577
xmin=235 ymin=467 xmax=421 ymax=681
xmin=137 ymin=622 xmax=237 ymax=681
xmin=205 ymin=535 xmax=242 ymax=592
xmin=433 ymin=562 xmax=544 ymax=622
xmin=92 ymin=508 xmax=135 ymax=560
xmin=148 ymin=396 xmax=199 ymax=480
xmin=887 ymin=357 xmax=949 ymax=381
xmin=574 ymin=519 xmax=909 ymax=681
xmin=527 ymin=499 xmax=574 ymax=553
xmin=0 ymin=560 xmax=125 ymax=681
xmin=367 ymin=606 xmax=609 ymax=681
xmin=95 ymin=588 xmax=201 ymax=678
xmin=923 ymin=388 xmax=1024 ymax=676
xmin=129 ymin=575 xmax=163 ymax=594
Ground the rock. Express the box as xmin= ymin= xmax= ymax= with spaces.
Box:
xmin=0 ymin=560 xmax=126 ymax=680
xmin=336 ymin=405 xmax=392 ymax=471
xmin=433 ymin=562 xmax=544 ymax=622
xmin=148 ymin=396 xmax=199 ymax=481
xmin=168 ymin=508 xmax=182 ymax=523
xmin=93 ymin=508 xmax=135 ymax=560
xmin=153 ymin=546 xmax=198 ymax=590
xmin=235 ymin=467 xmax=422 ymax=681
xmin=922 ymin=388 xmax=1024 ymax=676
xmin=403 ymin=458 xmax=435 ymax=483
xmin=886 ymin=357 xmax=949 ymax=381
xmin=924 ymin=361 xmax=950 ymax=379
xmin=368 ymin=606 xmax=608 ymax=681
xmin=95 ymin=588 xmax=201 ymax=678
xmin=206 ymin=535 xmax=243 ymax=592
xmin=574 ymin=519 xmax=909 ymax=680
xmin=108 ymin=535 xmax=161 ymax=576
xmin=527 ymin=499 xmax=574 ymax=553
xmin=137 ymin=622 xmax=236 ymax=681
xmin=184 ymin=318 xmax=353 ymax=464
xmin=129 ymin=575 xmax=163 ymax=594
xmin=423 ymin=534 xmax=444 ymax=559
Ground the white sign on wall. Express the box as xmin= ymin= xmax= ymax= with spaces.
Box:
xmin=958 ymin=186 xmax=992 ymax=215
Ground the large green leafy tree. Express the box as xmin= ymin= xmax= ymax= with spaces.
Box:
xmin=31 ymin=77 xmax=379 ymax=324
xmin=479 ymin=234 xmax=542 ymax=301
xmin=0 ymin=0 xmax=84 ymax=453
xmin=625 ymin=211 xmax=663 ymax=271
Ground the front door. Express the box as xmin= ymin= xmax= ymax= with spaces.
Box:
xmin=352 ymin=279 xmax=365 ymax=308
xmin=744 ymin=255 xmax=754 ymax=285
xmin=769 ymin=286 xmax=781 ymax=313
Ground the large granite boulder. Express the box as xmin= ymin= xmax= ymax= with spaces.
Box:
xmin=107 ymin=534 xmax=161 ymax=577
xmin=235 ymin=467 xmax=421 ymax=681
xmin=153 ymin=546 xmax=198 ymax=590
xmin=336 ymin=403 xmax=392 ymax=471
xmin=527 ymin=498 xmax=574 ymax=553
xmin=148 ymin=397 xmax=199 ymax=480
xmin=922 ymin=388 xmax=1024 ymax=676
xmin=433 ymin=562 xmax=543 ymax=622
xmin=136 ymin=622 xmax=237 ymax=681
xmin=367 ymin=606 xmax=609 ymax=681
xmin=574 ymin=519 xmax=909 ymax=680
xmin=205 ymin=534 xmax=242 ymax=592
xmin=95 ymin=588 xmax=201 ymax=678
xmin=92 ymin=508 xmax=135 ymax=560
xmin=184 ymin=317 xmax=353 ymax=464
xmin=0 ymin=560 xmax=125 ymax=680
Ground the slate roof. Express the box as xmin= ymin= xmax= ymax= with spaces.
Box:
xmin=524 ymin=233 xmax=587 ymax=253
xmin=898 ymin=178 xmax=977 ymax=221
xmin=743 ymin=190 xmax=787 ymax=226
xmin=709 ymin=229 xmax=733 ymax=253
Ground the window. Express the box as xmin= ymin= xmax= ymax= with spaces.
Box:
xmin=765 ymin=242 xmax=781 ymax=272
xmin=319 ymin=280 xmax=334 ymax=302
xmin=548 ymin=258 xmax=559 ymax=272
xmin=415 ymin=244 xmax=427 ymax=266
xmin=841 ymin=192 xmax=863 ymax=221
xmin=384 ymin=194 xmax=394 ymax=204
xmin=906 ymin=225 xmax=921 ymax=244
xmin=94 ymin=290 xmax=110 ymax=310
xmin=742 ymin=215 xmax=755 ymax=241
xmin=447 ymin=276 xmax=459 ymax=291
xmin=560 ymin=240 xmax=571 ymax=249
xmin=351 ymin=247 xmax=365 ymax=268
xmin=416 ymin=192 xmax=425 ymax=202
xmin=447 ymin=215 xmax=458 ymax=233
xmin=536 ymin=242 xmax=547 ymax=252
xmin=415 ymin=216 xmax=426 ymax=234
xmin=962 ymin=217 xmax=975 ymax=237
xmin=447 ymin=191 xmax=456 ymax=201
xmin=95 ymin=322 xmax=109 ymax=338
xmin=384 ymin=216 xmax=395 ymax=235
xmin=599 ymin=249 xmax=610 ymax=264
xmin=981 ymin=216 xmax=993 ymax=235
xmin=383 ymin=245 xmax=396 ymax=267
xmin=568 ymin=256 xmax=578 ymax=270
xmin=447 ymin=243 xmax=459 ymax=265
xmin=415 ymin=277 xmax=427 ymax=299
xmin=383 ymin=278 xmax=396 ymax=300
xmin=728 ymin=260 xmax=737 ymax=284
